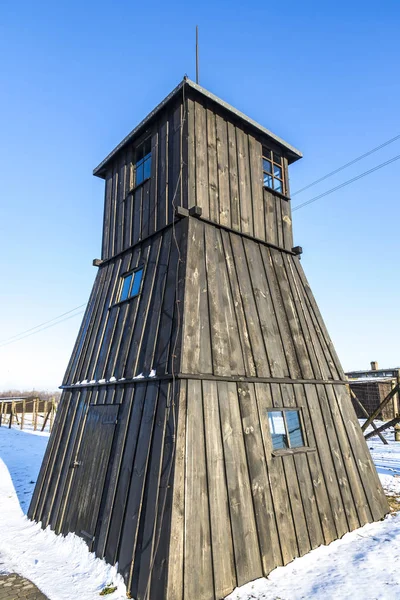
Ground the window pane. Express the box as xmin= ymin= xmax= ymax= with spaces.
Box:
xmin=273 ymin=152 xmax=282 ymax=164
xmin=274 ymin=179 xmax=283 ymax=193
xmin=273 ymin=164 xmax=282 ymax=179
xmin=263 ymin=148 xmax=271 ymax=160
xmin=143 ymin=154 xmax=151 ymax=180
xmin=263 ymin=158 xmax=272 ymax=174
xmin=268 ymin=411 xmax=288 ymax=450
xmin=286 ymin=411 xmax=304 ymax=448
xmin=263 ymin=173 xmax=273 ymax=188
xmin=130 ymin=268 xmax=143 ymax=297
xmin=120 ymin=274 xmax=133 ymax=301
xmin=135 ymin=161 xmax=144 ymax=186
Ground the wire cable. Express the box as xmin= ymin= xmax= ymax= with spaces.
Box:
xmin=0 ymin=303 xmax=87 ymax=345
xmin=292 ymin=133 xmax=400 ymax=196
xmin=292 ymin=153 xmax=400 ymax=212
xmin=0 ymin=310 xmax=86 ymax=348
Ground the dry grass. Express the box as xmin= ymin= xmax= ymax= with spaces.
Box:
xmin=386 ymin=494 xmax=400 ymax=513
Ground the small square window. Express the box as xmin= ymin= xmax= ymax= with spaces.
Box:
xmin=268 ymin=409 xmax=305 ymax=451
xmin=262 ymin=147 xmax=285 ymax=195
xmin=119 ymin=268 xmax=144 ymax=302
xmin=134 ymin=138 xmax=152 ymax=187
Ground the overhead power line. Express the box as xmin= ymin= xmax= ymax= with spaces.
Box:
xmin=292 ymin=133 xmax=400 ymax=196
xmin=292 ymin=153 xmax=400 ymax=212
xmin=0 ymin=306 xmax=86 ymax=348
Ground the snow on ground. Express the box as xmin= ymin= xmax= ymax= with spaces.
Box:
xmin=227 ymin=421 xmax=400 ymax=600
xmin=0 ymin=425 xmax=126 ymax=599
xmin=1 ymin=419 xmax=400 ymax=600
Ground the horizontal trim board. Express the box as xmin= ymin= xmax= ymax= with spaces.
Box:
xmin=61 ymin=373 xmax=347 ymax=390
xmin=272 ymin=447 xmax=317 ymax=457
xmin=96 ymin=214 xmax=297 ymax=269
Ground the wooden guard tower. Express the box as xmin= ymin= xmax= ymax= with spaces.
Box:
xmin=29 ymin=78 xmax=388 ymax=600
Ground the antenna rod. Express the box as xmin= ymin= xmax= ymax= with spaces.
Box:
xmin=196 ymin=25 xmax=199 ymax=84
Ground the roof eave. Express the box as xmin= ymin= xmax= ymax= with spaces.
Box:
xmin=93 ymin=77 xmax=303 ymax=178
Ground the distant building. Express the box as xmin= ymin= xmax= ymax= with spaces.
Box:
xmin=346 ymin=362 xmax=400 ymax=420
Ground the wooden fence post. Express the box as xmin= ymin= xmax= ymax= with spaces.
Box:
xmin=33 ymin=399 xmax=38 ymax=431
xmin=49 ymin=398 xmax=55 ymax=432
xmin=21 ymin=400 xmax=26 ymax=431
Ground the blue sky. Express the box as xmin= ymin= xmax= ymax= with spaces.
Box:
xmin=0 ymin=0 xmax=399 ymax=390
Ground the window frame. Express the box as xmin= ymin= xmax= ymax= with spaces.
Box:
xmin=262 ymin=147 xmax=286 ymax=196
xmin=132 ymin=137 xmax=152 ymax=190
xmin=116 ymin=266 xmax=144 ymax=305
xmin=266 ymin=408 xmax=312 ymax=456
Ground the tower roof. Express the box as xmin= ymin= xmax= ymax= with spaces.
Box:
xmin=93 ymin=77 xmax=303 ymax=178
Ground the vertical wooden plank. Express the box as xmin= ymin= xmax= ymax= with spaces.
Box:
xmin=304 ymin=383 xmax=348 ymax=537
xmin=206 ymin=109 xmax=219 ymax=223
xmin=243 ymin=238 xmax=288 ymax=377
xmin=118 ymin=382 xmax=159 ymax=583
xmin=140 ymin=228 xmax=172 ymax=374
xmin=271 ymin=384 xmax=311 ymax=557
xmin=325 ymin=385 xmax=371 ymax=527
xmin=293 ymin=384 xmax=337 ymax=545
xmin=141 ymin=179 xmax=151 ymax=239
xmin=280 ymin=384 xmax=324 ymax=550
xmin=227 ymin=122 xmax=240 ymax=231
xmin=164 ymin=381 xmax=187 ymax=600
xmin=262 ymin=247 xmax=306 ymax=379
xmin=132 ymin=186 xmax=143 ymax=245
xmin=115 ymin=153 xmax=127 ymax=255
xmin=334 ymin=384 xmax=389 ymax=521
xmin=181 ymin=218 xmax=212 ymax=375
xmin=194 ymin=101 xmax=209 ymax=218
xmin=282 ymin=253 xmax=321 ymax=380
xmin=186 ymin=98 xmax=196 ymax=209
xmin=153 ymin=219 xmax=186 ymax=375
xmin=114 ymin=243 xmax=152 ymax=380
xmin=205 ymin=224 xmax=245 ymax=376
xmin=148 ymin=132 xmax=159 ymax=236
xmin=157 ymin=118 xmax=169 ymax=230
xmin=220 ymin=230 xmax=256 ymax=377
xmin=281 ymin=198 xmax=293 ymax=250
xmin=203 ymin=380 xmax=236 ymax=597
xmin=254 ymin=383 xmax=298 ymax=565
xmin=218 ymin=381 xmax=262 ymax=587
xmin=229 ymin=233 xmax=270 ymax=377
xmin=102 ymin=170 xmax=113 ymax=260
xmin=124 ymin=236 xmax=163 ymax=379
xmin=264 ymin=189 xmax=278 ymax=246
xmin=236 ymin=129 xmax=253 ymax=236
xmin=275 ymin=194 xmax=283 ymax=249
xmin=238 ymin=382 xmax=282 ymax=573
xmin=248 ymin=136 xmax=265 ymax=241
xmin=169 ymin=104 xmax=182 ymax=222
xmin=104 ymin=384 xmax=146 ymax=564
xmin=109 ymin=164 xmax=118 ymax=257
xmin=293 ymin=258 xmax=343 ymax=380
xmin=184 ymin=379 xmax=214 ymax=600
xmin=133 ymin=382 xmax=169 ymax=600
xmin=216 ymin=115 xmax=231 ymax=228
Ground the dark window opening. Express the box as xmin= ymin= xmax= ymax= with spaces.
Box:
xmin=262 ymin=148 xmax=285 ymax=194
xmin=268 ymin=409 xmax=305 ymax=450
xmin=119 ymin=268 xmax=144 ymax=302
xmin=134 ymin=138 xmax=152 ymax=187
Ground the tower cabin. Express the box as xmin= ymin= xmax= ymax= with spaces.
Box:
xmin=29 ymin=78 xmax=388 ymax=600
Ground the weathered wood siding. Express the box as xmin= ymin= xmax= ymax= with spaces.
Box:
xmin=64 ymin=219 xmax=188 ymax=386
xmin=185 ymin=96 xmax=293 ymax=250
xmin=181 ymin=218 xmax=343 ymax=380
xmin=101 ymin=102 xmax=183 ymax=261
xmin=29 ymin=376 xmax=388 ymax=600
